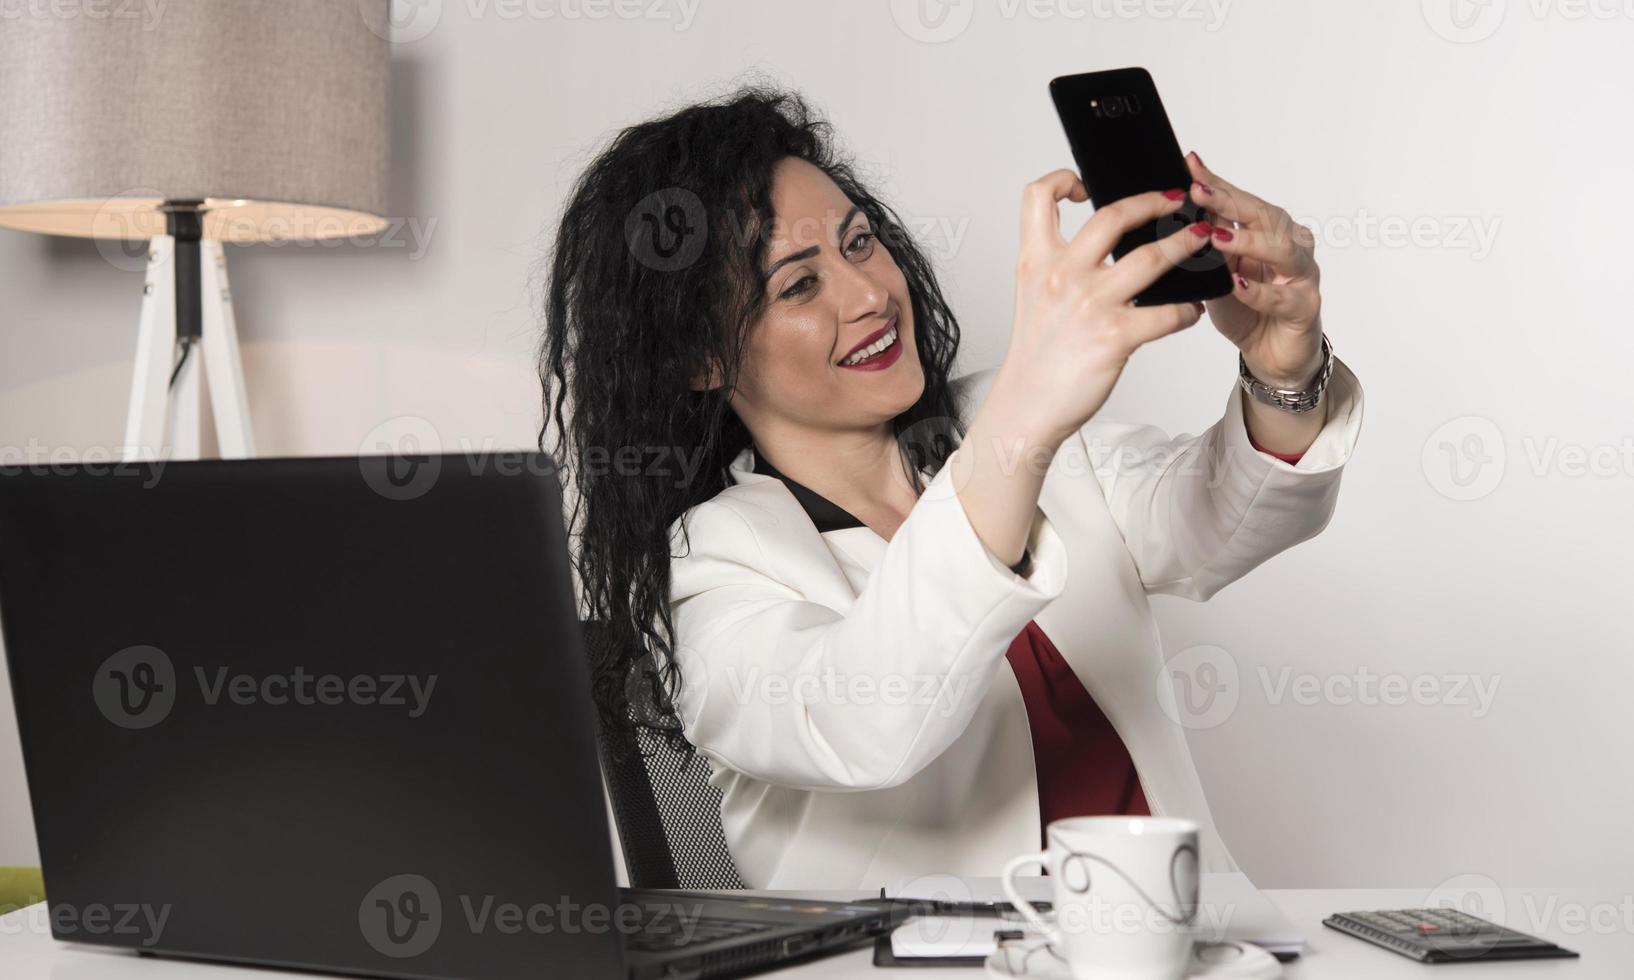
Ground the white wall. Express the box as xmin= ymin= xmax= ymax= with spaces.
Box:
xmin=2 ymin=0 xmax=1630 ymax=892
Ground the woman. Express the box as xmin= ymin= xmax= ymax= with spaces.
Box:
xmin=540 ymin=85 xmax=1363 ymax=889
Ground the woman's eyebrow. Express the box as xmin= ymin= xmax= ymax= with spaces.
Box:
xmin=763 ymin=245 xmax=817 ymax=283
xmin=762 ymin=205 xmax=863 ymax=283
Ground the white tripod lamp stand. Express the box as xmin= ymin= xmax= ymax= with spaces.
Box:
xmin=0 ymin=0 xmax=392 ymax=461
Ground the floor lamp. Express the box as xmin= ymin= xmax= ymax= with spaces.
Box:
xmin=0 ymin=1 xmax=391 ymax=462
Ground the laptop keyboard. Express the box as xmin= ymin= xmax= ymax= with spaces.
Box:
xmin=625 ymin=911 xmax=774 ymax=953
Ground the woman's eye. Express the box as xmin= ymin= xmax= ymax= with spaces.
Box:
xmin=777 ymin=233 xmax=875 ymax=300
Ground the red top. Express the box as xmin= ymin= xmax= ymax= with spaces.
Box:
xmin=1004 ymin=436 xmax=1304 ymax=846
xmin=1247 ymin=431 xmax=1307 ymax=465
xmin=1005 ymin=620 xmax=1149 ymax=847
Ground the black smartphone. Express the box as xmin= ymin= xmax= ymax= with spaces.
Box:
xmin=1049 ymin=67 xmax=1232 ymax=306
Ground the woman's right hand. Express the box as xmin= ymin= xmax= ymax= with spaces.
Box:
xmin=994 ymin=170 xmax=1214 ymax=446
xmin=947 ymin=171 xmax=1212 ymax=570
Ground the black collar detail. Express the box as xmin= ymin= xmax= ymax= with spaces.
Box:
xmin=751 ymin=448 xmax=867 ymax=533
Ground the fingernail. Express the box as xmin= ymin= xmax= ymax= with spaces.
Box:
xmin=1191 ymin=151 xmax=1206 ymax=168
xmin=1189 ymin=221 xmax=1212 ymax=237
xmin=1192 ymin=301 xmax=1205 ymax=314
xmin=1195 ymin=181 xmax=1213 ymax=196
xmin=1211 ymin=226 xmax=1234 ymax=242
xmin=1162 ymin=188 xmax=1186 ymax=201
xmin=1235 ymin=273 xmax=1249 ymax=289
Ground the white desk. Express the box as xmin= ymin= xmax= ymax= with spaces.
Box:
xmin=776 ymin=888 xmax=1632 ymax=979
xmin=3 ymin=887 xmax=1629 ymax=978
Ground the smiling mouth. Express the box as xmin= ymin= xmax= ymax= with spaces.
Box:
xmin=838 ymin=320 xmax=899 ymax=366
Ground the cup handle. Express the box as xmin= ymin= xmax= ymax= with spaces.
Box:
xmin=1000 ymin=850 xmax=1059 ymax=945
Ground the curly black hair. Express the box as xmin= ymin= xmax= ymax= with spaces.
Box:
xmin=538 ymin=81 xmax=967 ymax=761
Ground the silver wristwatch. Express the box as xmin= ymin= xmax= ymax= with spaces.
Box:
xmin=1237 ymin=334 xmax=1334 ymax=414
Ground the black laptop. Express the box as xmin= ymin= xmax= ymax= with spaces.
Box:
xmin=0 ymin=452 xmax=907 ymax=980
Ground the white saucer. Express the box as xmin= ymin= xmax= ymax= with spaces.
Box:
xmin=984 ymin=938 xmax=1282 ymax=979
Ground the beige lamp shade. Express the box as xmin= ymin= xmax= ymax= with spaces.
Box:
xmin=0 ymin=0 xmax=390 ymax=242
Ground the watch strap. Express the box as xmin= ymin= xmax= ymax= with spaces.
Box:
xmin=1238 ymin=334 xmax=1333 ymax=414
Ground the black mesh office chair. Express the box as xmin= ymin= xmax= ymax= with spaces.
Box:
xmin=584 ymin=622 xmax=745 ymax=890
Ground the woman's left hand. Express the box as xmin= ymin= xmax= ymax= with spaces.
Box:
xmin=1186 ymin=151 xmax=1324 ymax=389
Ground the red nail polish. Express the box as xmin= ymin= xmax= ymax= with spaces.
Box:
xmin=1189 ymin=221 xmax=1212 ymax=237
xmin=1211 ymin=226 xmax=1233 ymax=242
xmin=1162 ymin=188 xmax=1186 ymax=201
xmin=1196 ymin=181 xmax=1213 ymax=195
xmin=1192 ymin=151 xmax=1206 ymax=168
xmin=1235 ymin=273 xmax=1249 ymax=289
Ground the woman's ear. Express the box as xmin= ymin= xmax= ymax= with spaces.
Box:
xmin=688 ymin=357 xmax=724 ymax=392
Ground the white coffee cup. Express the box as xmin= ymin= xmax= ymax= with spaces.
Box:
xmin=1001 ymin=816 xmax=1201 ymax=980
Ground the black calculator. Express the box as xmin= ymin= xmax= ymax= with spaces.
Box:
xmin=1324 ymin=908 xmax=1580 ymax=963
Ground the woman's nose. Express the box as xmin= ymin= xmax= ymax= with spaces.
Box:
xmin=828 ymin=253 xmax=890 ymax=319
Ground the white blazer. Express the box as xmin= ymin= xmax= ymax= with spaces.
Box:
xmin=665 ymin=358 xmax=1364 ymax=889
